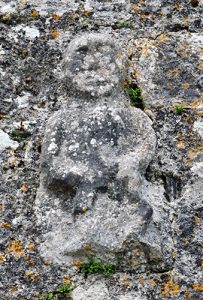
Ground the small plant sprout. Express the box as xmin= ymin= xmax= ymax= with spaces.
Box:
xmin=125 ymin=85 xmax=144 ymax=109
xmin=115 ymin=19 xmax=134 ymax=29
xmin=57 ymin=283 xmax=73 ymax=296
xmin=40 ymin=284 xmax=73 ymax=300
xmin=174 ymin=103 xmax=186 ymax=115
xmin=79 ymin=258 xmax=115 ymax=277
xmin=40 ymin=292 xmax=54 ymax=300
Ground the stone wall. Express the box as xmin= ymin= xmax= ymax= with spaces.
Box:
xmin=0 ymin=1 xmax=202 ymax=299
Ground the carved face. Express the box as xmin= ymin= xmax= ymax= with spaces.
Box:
xmin=62 ymin=34 xmax=123 ymax=97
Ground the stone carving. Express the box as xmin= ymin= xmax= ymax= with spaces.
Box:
xmin=35 ymin=34 xmax=168 ymax=270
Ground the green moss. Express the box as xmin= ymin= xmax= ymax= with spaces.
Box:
xmin=10 ymin=129 xmax=31 ymax=142
xmin=174 ymin=103 xmax=186 ymax=115
xmin=40 ymin=284 xmax=73 ymax=300
xmin=40 ymin=293 xmax=54 ymax=300
xmin=125 ymin=86 xmax=144 ymax=109
xmin=115 ymin=20 xmax=134 ymax=29
xmin=79 ymin=258 xmax=115 ymax=277
xmin=57 ymin=284 xmax=73 ymax=296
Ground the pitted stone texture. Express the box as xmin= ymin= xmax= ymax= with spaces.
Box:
xmin=62 ymin=33 xmax=124 ymax=98
xmin=34 ymin=34 xmax=173 ymax=272
xmin=72 ymin=281 xmax=147 ymax=300
xmin=0 ymin=0 xmax=202 ymax=299
xmin=179 ymin=179 xmax=203 ymax=210
xmin=35 ymin=104 xmax=160 ymax=268
xmin=175 ymin=178 xmax=203 ymax=281
xmin=119 ymin=293 xmax=147 ymax=300
xmin=193 ymin=118 xmax=203 ymax=141
xmin=128 ymin=32 xmax=203 ymax=106
xmin=0 ymin=129 xmax=19 ymax=152
xmin=72 ymin=281 xmax=110 ymax=300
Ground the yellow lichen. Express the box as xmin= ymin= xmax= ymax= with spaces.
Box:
xmin=6 ymin=240 xmax=24 ymax=257
xmin=183 ymin=291 xmax=192 ymax=299
xmin=73 ymin=259 xmax=83 ymax=268
xmin=25 ymin=270 xmax=39 ymax=281
xmin=176 ymin=49 xmax=189 ymax=58
xmin=0 ymin=254 xmax=6 ymax=263
xmin=165 ymin=83 xmax=173 ymax=90
xmin=11 ymin=287 xmax=18 ymax=293
xmin=120 ymin=274 xmax=132 ymax=289
xmin=8 ymin=156 xmax=18 ymax=167
xmin=0 ymin=113 xmax=7 ymax=120
xmin=63 ymin=275 xmax=71 ymax=284
xmin=50 ymin=13 xmax=61 ymax=21
xmin=181 ymin=83 xmax=190 ymax=89
xmin=181 ymin=237 xmax=190 ymax=246
xmin=31 ymin=9 xmax=39 ymax=18
xmin=0 ymin=221 xmax=12 ymax=229
xmin=176 ymin=140 xmax=186 ymax=150
xmin=21 ymin=185 xmax=29 ymax=192
xmin=156 ymin=34 xmax=170 ymax=43
xmin=141 ymin=44 xmax=150 ymax=56
xmin=168 ymin=68 xmax=181 ymax=77
xmin=24 ymin=255 xmax=34 ymax=265
xmin=192 ymin=99 xmax=202 ymax=109
xmin=2 ymin=15 xmax=10 ymax=22
xmin=175 ymin=2 xmax=183 ymax=9
xmin=194 ymin=215 xmax=201 ymax=225
xmin=182 ymin=16 xmax=189 ymax=27
xmin=119 ymin=78 xmax=131 ymax=90
xmin=20 ymin=49 xmax=29 ymax=56
xmin=130 ymin=4 xmax=143 ymax=14
xmin=51 ymin=31 xmax=61 ymax=39
xmin=193 ymin=283 xmax=203 ymax=291
xmin=116 ymin=53 xmax=124 ymax=59
xmin=139 ymin=278 xmax=145 ymax=285
xmin=161 ymin=280 xmax=180 ymax=297
xmin=129 ymin=259 xmax=140 ymax=267
xmin=35 ymin=292 xmax=40 ymax=297
xmin=83 ymin=244 xmax=93 ymax=252
xmin=198 ymin=61 xmax=203 ymax=70
xmin=188 ymin=146 xmax=203 ymax=160
xmin=19 ymin=0 xmax=27 ymax=6
xmin=83 ymin=8 xmax=90 ymax=17
xmin=27 ymin=243 xmax=35 ymax=251
xmin=172 ymin=251 xmax=177 ymax=259
xmin=131 ymin=69 xmax=141 ymax=79
xmin=43 ymin=259 xmax=50 ymax=266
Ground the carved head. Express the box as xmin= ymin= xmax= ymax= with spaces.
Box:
xmin=62 ymin=34 xmax=124 ymax=97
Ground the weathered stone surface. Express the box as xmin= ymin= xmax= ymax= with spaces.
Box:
xmin=72 ymin=280 xmax=109 ymax=300
xmin=62 ymin=33 xmax=124 ymax=98
xmin=0 ymin=129 xmax=19 ymax=152
xmin=193 ymin=118 xmax=203 ymax=140
xmin=35 ymin=34 xmax=171 ymax=272
xmin=0 ymin=0 xmax=203 ymax=299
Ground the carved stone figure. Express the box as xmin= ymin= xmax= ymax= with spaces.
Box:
xmin=35 ymin=34 xmax=169 ymax=270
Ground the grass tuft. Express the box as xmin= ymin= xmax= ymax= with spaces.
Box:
xmin=79 ymin=258 xmax=115 ymax=277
